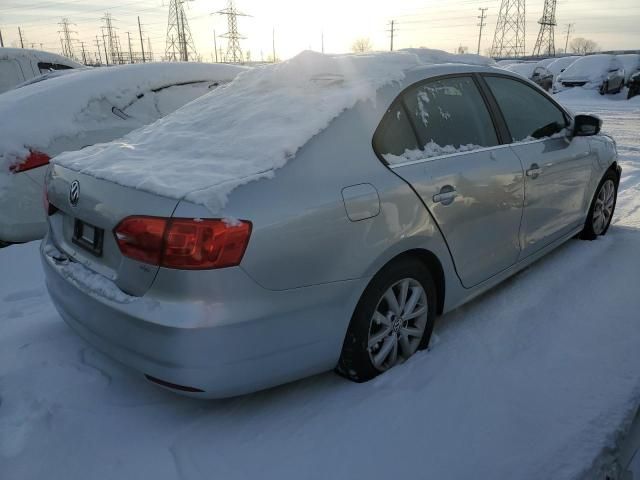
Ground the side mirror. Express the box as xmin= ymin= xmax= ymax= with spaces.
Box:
xmin=572 ymin=114 xmax=602 ymax=137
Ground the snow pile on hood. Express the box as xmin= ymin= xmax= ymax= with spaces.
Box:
xmin=0 ymin=62 xmax=246 ymax=170
xmin=559 ymin=54 xmax=617 ymax=81
xmin=54 ymin=49 xmax=493 ymax=213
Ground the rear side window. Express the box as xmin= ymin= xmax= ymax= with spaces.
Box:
xmin=372 ymin=101 xmax=419 ymax=157
xmin=402 ymin=76 xmax=499 ymax=154
xmin=373 ymin=76 xmax=499 ymax=164
xmin=484 ymin=76 xmax=568 ymax=142
xmin=0 ymin=59 xmax=25 ymax=92
xmin=38 ymin=62 xmax=73 ymax=74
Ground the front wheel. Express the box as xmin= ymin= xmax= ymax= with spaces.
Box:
xmin=580 ymin=171 xmax=618 ymax=240
xmin=337 ymin=257 xmax=437 ymax=382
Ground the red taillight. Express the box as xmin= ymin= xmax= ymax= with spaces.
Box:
xmin=114 ymin=217 xmax=252 ymax=270
xmin=10 ymin=150 xmax=50 ymax=173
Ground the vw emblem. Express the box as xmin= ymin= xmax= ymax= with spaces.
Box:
xmin=69 ymin=180 xmax=80 ymax=207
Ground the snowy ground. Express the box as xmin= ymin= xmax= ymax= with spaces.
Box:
xmin=1 ymin=89 xmax=639 ymax=480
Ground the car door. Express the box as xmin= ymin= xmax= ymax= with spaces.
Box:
xmin=378 ymin=75 xmax=525 ymax=288
xmin=482 ymin=75 xmax=594 ymax=259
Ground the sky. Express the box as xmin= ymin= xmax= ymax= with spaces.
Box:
xmin=0 ymin=0 xmax=639 ymax=62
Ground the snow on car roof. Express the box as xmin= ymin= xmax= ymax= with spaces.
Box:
xmin=561 ymin=54 xmax=618 ymax=80
xmin=546 ymin=56 xmax=580 ymax=75
xmin=52 ymin=49 xmax=494 ymax=213
xmin=0 ymin=47 xmax=84 ymax=68
xmin=0 ymin=62 xmax=247 ymax=169
xmin=503 ymin=62 xmax=537 ymax=78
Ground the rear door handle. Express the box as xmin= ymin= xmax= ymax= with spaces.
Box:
xmin=526 ymin=163 xmax=542 ymax=179
xmin=433 ymin=186 xmax=457 ymax=205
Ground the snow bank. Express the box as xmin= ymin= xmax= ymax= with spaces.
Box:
xmin=54 ymin=50 xmax=493 ymax=213
xmin=0 ymin=62 xmax=246 ymax=170
xmin=400 ymin=48 xmax=495 ymax=67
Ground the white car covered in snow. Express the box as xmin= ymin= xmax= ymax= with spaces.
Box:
xmin=554 ymin=54 xmax=625 ymax=94
xmin=617 ymin=53 xmax=640 ymax=84
xmin=0 ymin=47 xmax=83 ymax=94
xmin=0 ymin=62 xmax=247 ymax=245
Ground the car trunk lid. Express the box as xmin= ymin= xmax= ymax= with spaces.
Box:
xmin=46 ymin=164 xmax=180 ymax=296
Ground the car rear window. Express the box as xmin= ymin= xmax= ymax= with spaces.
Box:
xmin=37 ymin=62 xmax=74 ymax=74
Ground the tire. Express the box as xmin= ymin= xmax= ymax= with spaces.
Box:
xmin=599 ymin=82 xmax=608 ymax=95
xmin=628 ymin=86 xmax=639 ymax=100
xmin=580 ymin=170 xmax=619 ymax=240
xmin=337 ymin=257 xmax=437 ymax=382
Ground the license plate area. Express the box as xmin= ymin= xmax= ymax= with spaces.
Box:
xmin=72 ymin=219 xmax=104 ymax=257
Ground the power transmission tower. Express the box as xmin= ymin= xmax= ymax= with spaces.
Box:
xmin=216 ymin=0 xmax=249 ymax=64
xmin=102 ymin=13 xmax=123 ymax=64
xmin=490 ymin=0 xmax=526 ymax=57
xmin=564 ymin=23 xmax=574 ymax=53
xmin=165 ymin=0 xmax=197 ymax=61
xmin=80 ymin=41 xmax=87 ymax=64
xmin=477 ymin=8 xmax=488 ymax=55
xmin=532 ymin=0 xmax=557 ymax=56
xmin=58 ymin=18 xmax=77 ymax=60
xmin=94 ymin=36 xmax=103 ymax=65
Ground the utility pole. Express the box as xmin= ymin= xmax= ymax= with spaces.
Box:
xmin=477 ymin=8 xmax=488 ymax=55
xmin=321 ymin=31 xmax=324 ymax=53
xmin=127 ymin=31 xmax=133 ymax=63
xmin=388 ymin=20 xmax=395 ymax=51
xmin=564 ymin=23 xmax=574 ymax=53
xmin=213 ymin=29 xmax=218 ymax=62
xmin=147 ymin=37 xmax=153 ymax=61
xmin=101 ymin=29 xmax=109 ymax=65
xmin=272 ymin=27 xmax=276 ymax=63
xmin=18 ymin=27 xmax=24 ymax=48
xmin=80 ymin=41 xmax=87 ymax=64
xmin=0 ymin=29 xmax=4 ymax=48
xmin=94 ymin=36 xmax=103 ymax=64
xmin=137 ymin=17 xmax=146 ymax=62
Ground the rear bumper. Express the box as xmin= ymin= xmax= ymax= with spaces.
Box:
xmin=41 ymin=237 xmax=365 ymax=398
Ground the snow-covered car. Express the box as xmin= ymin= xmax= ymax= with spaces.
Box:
xmin=554 ymin=54 xmax=625 ymax=94
xmin=41 ymin=50 xmax=620 ymax=398
xmin=547 ymin=55 xmax=581 ymax=78
xmin=502 ymin=61 xmax=537 ymax=79
xmin=617 ymin=53 xmax=640 ymax=84
xmin=628 ymin=71 xmax=640 ymax=99
xmin=0 ymin=47 xmax=83 ymax=94
xmin=531 ymin=65 xmax=554 ymax=91
xmin=0 ymin=62 xmax=247 ymax=245
xmin=13 ymin=67 xmax=87 ymax=89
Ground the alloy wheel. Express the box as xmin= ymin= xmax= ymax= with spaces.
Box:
xmin=592 ymin=179 xmax=615 ymax=235
xmin=367 ymin=278 xmax=428 ymax=371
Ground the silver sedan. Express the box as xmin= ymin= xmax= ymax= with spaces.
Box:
xmin=42 ymin=64 xmax=620 ymax=398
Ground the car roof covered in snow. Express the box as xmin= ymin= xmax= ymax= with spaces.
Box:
xmin=560 ymin=54 xmax=620 ymax=80
xmin=503 ymin=62 xmax=537 ymax=78
xmin=546 ymin=56 xmax=581 ymax=75
xmin=0 ymin=62 xmax=248 ymax=168
xmin=0 ymin=47 xmax=84 ymax=68
xmin=51 ymin=49 xmax=496 ymax=213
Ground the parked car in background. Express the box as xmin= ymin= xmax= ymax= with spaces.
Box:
xmin=531 ymin=65 xmax=554 ymax=91
xmin=41 ymin=51 xmax=620 ymax=398
xmin=617 ymin=53 xmax=640 ymax=84
xmin=0 ymin=47 xmax=83 ymax=94
xmin=628 ymin=71 xmax=640 ymax=99
xmin=547 ymin=56 xmax=580 ymax=78
xmin=502 ymin=61 xmax=537 ymax=79
xmin=0 ymin=62 xmax=247 ymax=245
xmin=554 ymin=54 xmax=625 ymax=94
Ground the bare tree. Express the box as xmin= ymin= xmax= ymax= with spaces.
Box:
xmin=570 ymin=37 xmax=600 ymax=55
xmin=457 ymin=45 xmax=469 ymax=54
xmin=351 ymin=37 xmax=372 ymax=53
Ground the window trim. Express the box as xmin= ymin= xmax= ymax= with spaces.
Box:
xmin=371 ymin=73 xmax=506 ymax=167
xmin=477 ymin=72 xmax=573 ymax=143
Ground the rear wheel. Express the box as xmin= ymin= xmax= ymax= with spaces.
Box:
xmin=580 ymin=171 xmax=618 ymax=240
xmin=337 ymin=257 xmax=437 ymax=382
xmin=599 ymin=81 xmax=608 ymax=95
